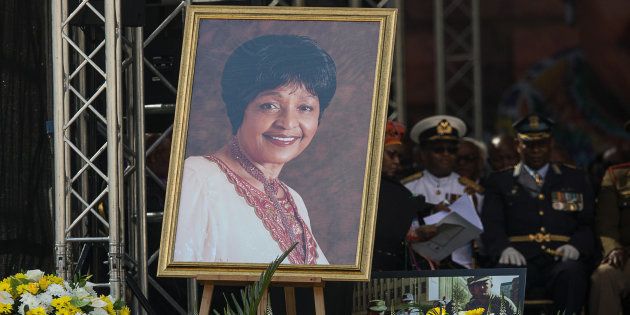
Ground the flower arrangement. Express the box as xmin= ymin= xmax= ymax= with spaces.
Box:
xmin=0 ymin=270 xmax=129 ymax=315
xmin=425 ymin=307 xmax=485 ymax=315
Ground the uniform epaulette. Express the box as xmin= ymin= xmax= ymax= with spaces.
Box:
xmin=458 ymin=176 xmax=485 ymax=194
xmin=401 ymin=171 xmax=423 ymax=185
xmin=560 ymin=162 xmax=576 ymax=169
xmin=551 ymin=163 xmax=563 ymax=174
xmin=498 ymin=165 xmax=515 ymax=172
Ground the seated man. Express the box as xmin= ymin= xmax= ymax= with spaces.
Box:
xmin=403 ymin=115 xmax=483 ymax=269
xmin=487 ymin=134 xmax=519 ymax=172
xmin=481 ymin=114 xmax=596 ymax=314
xmin=590 ymin=120 xmax=630 ymax=314
xmin=464 ymin=276 xmax=517 ymax=315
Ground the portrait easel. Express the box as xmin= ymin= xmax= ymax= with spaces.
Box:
xmin=197 ymin=275 xmax=326 ymax=315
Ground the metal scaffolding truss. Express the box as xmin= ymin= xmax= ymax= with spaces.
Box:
xmin=434 ymin=0 xmax=482 ymax=138
xmin=51 ymin=0 xmax=403 ymax=314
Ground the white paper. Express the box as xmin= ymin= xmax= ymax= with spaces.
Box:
xmin=412 ymin=196 xmax=483 ymax=261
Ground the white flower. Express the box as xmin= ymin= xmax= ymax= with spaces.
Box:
xmin=37 ymin=291 xmax=53 ymax=306
xmin=18 ymin=292 xmax=42 ymax=315
xmin=46 ymin=283 xmax=68 ymax=297
xmin=25 ymin=269 xmax=44 ymax=282
xmin=89 ymin=308 xmax=109 ymax=315
xmin=90 ymin=297 xmax=107 ymax=308
xmin=84 ymin=282 xmax=97 ymax=296
xmin=72 ymin=287 xmax=91 ymax=299
xmin=0 ymin=291 xmax=13 ymax=304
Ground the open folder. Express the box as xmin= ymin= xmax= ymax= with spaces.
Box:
xmin=411 ymin=195 xmax=483 ymax=261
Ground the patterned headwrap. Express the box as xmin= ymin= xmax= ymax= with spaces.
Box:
xmin=385 ymin=120 xmax=405 ymax=146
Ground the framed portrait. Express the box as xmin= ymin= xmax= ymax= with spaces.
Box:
xmin=353 ymin=269 xmax=527 ymax=314
xmin=158 ymin=5 xmax=397 ymax=281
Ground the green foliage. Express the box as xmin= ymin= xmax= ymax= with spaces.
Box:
xmin=213 ymin=243 xmax=297 ymax=315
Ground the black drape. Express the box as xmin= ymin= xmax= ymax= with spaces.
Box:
xmin=0 ymin=0 xmax=53 ymax=277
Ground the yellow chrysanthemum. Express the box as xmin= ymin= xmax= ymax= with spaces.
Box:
xmin=119 ymin=306 xmax=131 ymax=315
xmin=0 ymin=303 xmax=13 ymax=315
xmin=15 ymin=284 xmax=28 ymax=296
xmin=45 ymin=274 xmax=64 ymax=285
xmin=51 ymin=296 xmax=73 ymax=310
xmin=462 ymin=308 xmax=485 ymax=315
xmin=0 ymin=282 xmax=9 ymax=293
xmin=13 ymin=273 xmax=26 ymax=280
xmin=25 ymin=306 xmax=47 ymax=315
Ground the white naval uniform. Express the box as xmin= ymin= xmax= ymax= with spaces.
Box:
xmin=404 ymin=171 xmax=482 ymax=268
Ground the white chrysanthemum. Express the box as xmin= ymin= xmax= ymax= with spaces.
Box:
xmin=25 ymin=270 xmax=44 ymax=282
xmin=37 ymin=291 xmax=53 ymax=306
xmin=89 ymin=307 xmax=109 ymax=315
xmin=18 ymin=292 xmax=42 ymax=315
xmin=0 ymin=291 xmax=13 ymax=304
xmin=46 ymin=283 xmax=68 ymax=297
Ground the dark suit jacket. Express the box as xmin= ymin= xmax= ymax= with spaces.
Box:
xmin=372 ymin=176 xmax=424 ymax=271
xmin=481 ymin=163 xmax=596 ymax=261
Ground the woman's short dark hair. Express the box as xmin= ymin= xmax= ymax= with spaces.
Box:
xmin=221 ymin=34 xmax=337 ymax=134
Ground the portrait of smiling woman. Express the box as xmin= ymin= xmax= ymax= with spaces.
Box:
xmin=173 ymin=35 xmax=336 ymax=265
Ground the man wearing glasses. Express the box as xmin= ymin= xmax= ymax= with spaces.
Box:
xmin=402 ymin=115 xmax=480 ymax=269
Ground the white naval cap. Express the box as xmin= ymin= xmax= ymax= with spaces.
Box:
xmin=409 ymin=115 xmax=467 ymax=144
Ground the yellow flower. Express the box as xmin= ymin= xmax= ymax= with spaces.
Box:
xmin=25 ymin=306 xmax=47 ymax=315
xmin=51 ymin=296 xmax=72 ymax=310
xmin=100 ymin=295 xmax=115 ymax=315
xmin=0 ymin=282 xmax=9 ymax=293
xmin=26 ymin=282 xmax=39 ymax=295
xmin=119 ymin=306 xmax=131 ymax=315
xmin=45 ymin=274 xmax=64 ymax=285
xmin=426 ymin=307 xmax=446 ymax=315
xmin=0 ymin=303 xmax=13 ymax=315
xmin=15 ymin=284 xmax=28 ymax=296
xmin=14 ymin=273 xmax=26 ymax=280
xmin=462 ymin=308 xmax=485 ymax=315
xmin=38 ymin=277 xmax=49 ymax=291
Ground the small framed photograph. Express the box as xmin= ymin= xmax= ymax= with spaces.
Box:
xmin=353 ymin=269 xmax=527 ymax=314
xmin=157 ymin=5 xmax=397 ymax=281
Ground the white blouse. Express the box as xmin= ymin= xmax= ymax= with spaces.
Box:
xmin=173 ymin=156 xmax=328 ymax=265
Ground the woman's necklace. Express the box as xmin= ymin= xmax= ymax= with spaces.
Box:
xmin=229 ymin=137 xmax=306 ymax=260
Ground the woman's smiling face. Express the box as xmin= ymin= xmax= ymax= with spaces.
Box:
xmin=236 ymin=83 xmax=320 ymax=167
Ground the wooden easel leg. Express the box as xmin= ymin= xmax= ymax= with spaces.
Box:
xmin=257 ymin=288 xmax=268 ymax=315
xmin=284 ymin=287 xmax=297 ymax=315
xmin=313 ymin=286 xmax=325 ymax=315
xmin=199 ymin=283 xmax=214 ymax=315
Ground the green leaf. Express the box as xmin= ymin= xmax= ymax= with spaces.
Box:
xmin=215 ymin=242 xmax=297 ymax=315
xmin=70 ymin=296 xmax=90 ymax=308
xmin=113 ymin=298 xmax=126 ymax=310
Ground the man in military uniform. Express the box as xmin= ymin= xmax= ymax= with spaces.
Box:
xmin=481 ymin=114 xmax=596 ymax=314
xmin=464 ymin=276 xmax=517 ymax=315
xmin=403 ymin=115 xmax=483 ymax=269
xmin=590 ymin=120 xmax=630 ymax=314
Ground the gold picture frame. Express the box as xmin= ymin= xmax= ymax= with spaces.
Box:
xmin=158 ymin=5 xmax=397 ymax=281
